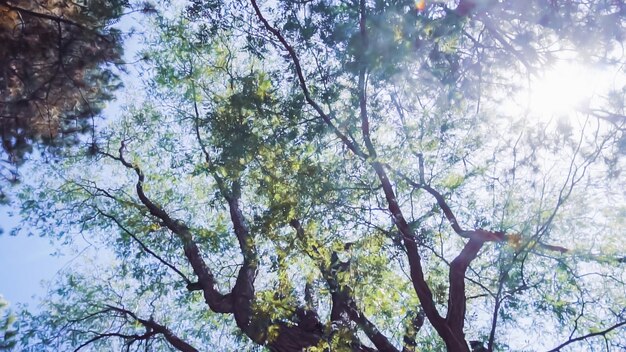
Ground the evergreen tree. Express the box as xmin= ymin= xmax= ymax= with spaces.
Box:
xmin=0 ymin=0 xmax=126 ymax=197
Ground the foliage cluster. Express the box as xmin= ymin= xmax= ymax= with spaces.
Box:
xmin=0 ymin=0 xmax=126 ymax=199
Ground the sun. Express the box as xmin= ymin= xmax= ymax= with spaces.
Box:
xmin=529 ymin=62 xmax=590 ymax=115
xmin=523 ymin=60 xmax=611 ymax=119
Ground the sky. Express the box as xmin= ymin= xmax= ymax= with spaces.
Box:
xmin=0 ymin=12 xmax=144 ymax=312
xmin=0 ymin=207 xmax=68 ymax=309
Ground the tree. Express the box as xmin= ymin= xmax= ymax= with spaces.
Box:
xmin=0 ymin=296 xmax=16 ymax=350
xmin=13 ymin=0 xmax=626 ymax=351
xmin=0 ymin=0 xmax=126 ymax=200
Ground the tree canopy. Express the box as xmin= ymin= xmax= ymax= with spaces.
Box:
xmin=0 ymin=0 xmax=126 ymax=200
xmin=10 ymin=0 xmax=626 ymax=351
xmin=0 ymin=296 xmax=16 ymax=350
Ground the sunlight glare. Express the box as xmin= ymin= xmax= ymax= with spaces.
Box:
xmin=525 ymin=61 xmax=607 ymax=118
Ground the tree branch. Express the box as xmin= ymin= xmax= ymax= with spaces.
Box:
xmin=447 ymin=238 xmax=484 ymax=336
xmin=250 ymin=1 xmax=471 ymax=347
xmin=290 ymin=219 xmax=398 ymax=352
xmin=105 ymin=305 xmax=199 ymax=352
xmin=384 ymin=162 xmax=568 ymax=253
xmin=100 ymin=144 xmax=234 ymax=314
xmin=73 ymin=331 xmax=156 ymax=352
xmin=249 ymin=0 xmax=367 ymax=158
xmin=224 ymin=182 xmax=260 ymax=340
xmin=547 ymin=320 xmax=626 ymax=352
xmin=357 ymin=0 xmax=375 ymax=156
xmin=96 ymin=209 xmax=194 ymax=288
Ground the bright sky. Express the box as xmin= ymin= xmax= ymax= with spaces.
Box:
xmin=524 ymin=61 xmax=613 ymax=117
xmin=0 ymin=206 xmax=109 ymax=311
xmin=0 ymin=207 xmax=67 ymax=309
xmin=0 ymin=13 xmax=144 ymax=310
xmin=480 ymin=56 xmax=616 ymax=129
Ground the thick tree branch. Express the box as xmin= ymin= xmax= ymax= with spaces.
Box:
xmin=224 ymin=182 xmax=260 ymax=340
xmin=345 ymin=305 xmax=399 ymax=352
xmin=447 ymin=238 xmax=484 ymax=336
xmin=101 ymin=145 xmax=234 ymax=314
xmin=251 ymin=1 xmax=469 ymax=347
xmin=355 ymin=3 xmax=455 ymax=343
xmin=290 ymin=219 xmax=398 ymax=352
xmin=189 ymin=62 xmax=318 ymax=348
xmin=486 ymin=281 xmax=505 ymax=352
xmin=367 ymin=160 xmax=469 ymax=348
